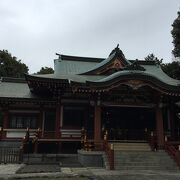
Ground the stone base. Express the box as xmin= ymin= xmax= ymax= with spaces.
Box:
xmin=23 ymin=153 xmax=82 ymax=167
xmin=78 ymin=149 xmax=104 ymax=167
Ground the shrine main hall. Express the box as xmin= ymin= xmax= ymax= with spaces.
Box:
xmin=0 ymin=46 xmax=180 ymax=154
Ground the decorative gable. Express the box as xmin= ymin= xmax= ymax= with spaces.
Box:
xmin=80 ymin=44 xmax=131 ymax=75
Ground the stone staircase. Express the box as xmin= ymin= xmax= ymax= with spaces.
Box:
xmin=113 ymin=142 xmax=179 ymax=170
xmin=113 ymin=142 xmax=151 ymax=151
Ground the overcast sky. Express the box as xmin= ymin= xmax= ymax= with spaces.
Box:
xmin=0 ymin=0 xmax=179 ymax=73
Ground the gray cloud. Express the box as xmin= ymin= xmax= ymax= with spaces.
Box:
xmin=0 ymin=0 xmax=179 ymax=73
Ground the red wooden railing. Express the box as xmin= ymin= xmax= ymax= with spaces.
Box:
xmin=0 ymin=127 xmax=6 ymax=139
xmin=80 ymin=139 xmax=114 ymax=170
xmin=104 ymin=140 xmax=114 ymax=170
xmin=0 ymin=127 xmax=2 ymax=140
xmin=165 ymin=143 xmax=180 ymax=169
xmin=147 ymin=131 xmax=157 ymax=151
xmin=43 ymin=131 xmax=56 ymax=139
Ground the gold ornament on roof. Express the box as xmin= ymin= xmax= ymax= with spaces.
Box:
xmin=126 ymin=80 xmax=144 ymax=90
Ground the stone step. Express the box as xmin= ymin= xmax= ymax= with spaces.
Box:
xmin=114 ymin=162 xmax=177 ymax=166
xmin=114 ymin=156 xmax=171 ymax=160
xmin=114 ymin=153 xmax=173 ymax=157
xmin=114 ymin=147 xmax=151 ymax=151
xmin=114 ymin=154 xmax=174 ymax=160
xmin=114 ymin=144 xmax=150 ymax=147
xmin=115 ymin=165 xmax=179 ymax=170
xmin=114 ymin=151 xmax=169 ymax=156
xmin=113 ymin=143 xmax=149 ymax=146
xmin=114 ymin=145 xmax=150 ymax=148
xmin=114 ymin=155 xmax=174 ymax=160
xmin=114 ymin=159 xmax=175 ymax=164
xmin=113 ymin=143 xmax=151 ymax=151
xmin=113 ymin=149 xmax=179 ymax=171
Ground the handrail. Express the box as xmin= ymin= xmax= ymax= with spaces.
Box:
xmin=80 ymin=138 xmax=114 ymax=170
xmin=104 ymin=140 xmax=114 ymax=170
xmin=42 ymin=131 xmax=56 ymax=138
xmin=80 ymin=128 xmax=114 ymax=169
xmin=0 ymin=127 xmax=3 ymax=140
xmin=147 ymin=131 xmax=157 ymax=151
xmin=165 ymin=143 xmax=180 ymax=169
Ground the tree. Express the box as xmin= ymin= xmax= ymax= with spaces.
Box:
xmin=171 ymin=11 xmax=180 ymax=58
xmin=0 ymin=50 xmax=28 ymax=78
xmin=145 ymin=53 xmax=163 ymax=64
xmin=36 ymin=67 xmax=54 ymax=74
xmin=161 ymin=61 xmax=180 ymax=80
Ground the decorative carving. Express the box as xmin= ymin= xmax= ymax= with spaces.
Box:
xmin=124 ymin=59 xmax=145 ymax=71
xmin=98 ymin=58 xmax=125 ymax=75
xmin=125 ymin=80 xmax=144 ymax=90
xmin=112 ymin=59 xmax=124 ymax=69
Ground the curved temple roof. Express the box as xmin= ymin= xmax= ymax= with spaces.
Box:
xmin=24 ymin=46 xmax=180 ymax=96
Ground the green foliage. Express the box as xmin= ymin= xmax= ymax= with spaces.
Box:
xmin=36 ymin=67 xmax=54 ymax=74
xmin=0 ymin=50 xmax=29 ymax=78
xmin=161 ymin=61 xmax=180 ymax=80
xmin=171 ymin=11 xmax=180 ymax=57
xmin=144 ymin=53 xmax=163 ymax=64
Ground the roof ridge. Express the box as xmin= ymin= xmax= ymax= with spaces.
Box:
xmin=56 ymin=54 xmax=105 ymax=62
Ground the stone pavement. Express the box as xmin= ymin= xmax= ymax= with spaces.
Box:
xmin=0 ymin=164 xmax=24 ymax=175
xmin=90 ymin=168 xmax=180 ymax=180
xmin=16 ymin=164 xmax=60 ymax=173
xmin=0 ymin=164 xmax=180 ymax=179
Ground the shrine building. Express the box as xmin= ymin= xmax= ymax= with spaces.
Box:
xmin=0 ymin=46 xmax=180 ymax=154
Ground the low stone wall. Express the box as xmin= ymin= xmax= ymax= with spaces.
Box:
xmin=23 ymin=154 xmax=44 ymax=164
xmin=78 ymin=150 xmax=104 ymax=167
xmin=23 ymin=151 xmax=104 ymax=167
xmin=23 ymin=154 xmax=78 ymax=164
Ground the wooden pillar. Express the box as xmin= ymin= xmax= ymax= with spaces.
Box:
xmin=55 ymin=104 xmax=61 ymax=139
xmin=156 ymin=106 xmax=164 ymax=149
xmin=38 ymin=108 xmax=43 ymax=130
xmin=94 ymin=106 xmax=101 ymax=142
xmin=3 ymin=110 xmax=8 ymax=129
xmin=2 ymin=109 xmax=8 ymax=139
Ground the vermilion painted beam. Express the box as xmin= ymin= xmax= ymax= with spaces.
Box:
xmin=2 ymin=110 xmax=8 ymax=139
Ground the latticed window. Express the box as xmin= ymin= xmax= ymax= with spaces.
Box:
xmin=10 ymin=116 xmax=16 ymax=128
xmin=31 ymin=117 xmax=36 ymax=129
xmin=9 ymin=114 xmax=38 ymax=129
xmin=24 ymin=117 xmax=31 ymax=128
xmin=16 ymin=117 xmax=23 ymax=128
